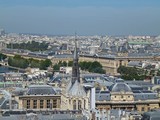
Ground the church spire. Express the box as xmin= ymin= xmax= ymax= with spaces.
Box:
xmin=72 ymin=33 xmax=80 ymax=84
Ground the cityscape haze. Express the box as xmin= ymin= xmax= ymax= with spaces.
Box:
xmin=0 ymin=0 xmax=160 ymax=36
xmin=1 ymin=0 xmax=160 ymax=120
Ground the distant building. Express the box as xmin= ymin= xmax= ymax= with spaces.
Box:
xmin=18 ymin=85 xmax=61 ymax=110
xmin=96 ymin=81 xmax=160 ymax=113
xmin=4 ymin=72 xmax=24 ymax=82
xmin=16 ymin=37 xmax=92 ymax=119
xmin=0 ymin=29 xmax=5 ymax=36
xmin=0 ymin=42 xmax=6 ymax=50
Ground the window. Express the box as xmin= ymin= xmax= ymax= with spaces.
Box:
xmin=33 ymin=100 xmax=37 ymax=109
xmin=78 ymin=100 xmax=82 ymax=110
xmin=53 ymin=99 xmax=57 ymax=108
xmin=47 ymin=100 xmax=50 ymax=108
xmin=73 ymin=100 xmax=76 ymax=110
xmin=40 ymin=100 xmax=44 ymax=109
xmin=121 ymin=95 xmax=123 ymax=98
xmin=84 ymin=100 xmax=86 ymax=109
xmin=142 ymin=107 xmax=145 ymax=111
xmin=27 ymin=100 xmax=30 ymax=109
xmin=128 ymin=96 xmax=130 ymax=98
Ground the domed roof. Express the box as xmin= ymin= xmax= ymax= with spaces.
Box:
xmin=27 ymin=85 xmax=56 ymax=95
xmin=110 ymin=83 xmax=132 ymax=92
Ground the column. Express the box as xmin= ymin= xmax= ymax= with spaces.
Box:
xmin=37 ymin=99 xmax=40 ymax=109
xmin=44 ymin=100 xmax=47 ymax=109
xmin=76 ymin=99 xmax=78 ymax=110
xmin=23 ymin=99 xmax=27 ymax=109
xmin=57 ymin=99 xmax=60 ymax=108
xmin=30 ymin=99 xmax=33 ymax=109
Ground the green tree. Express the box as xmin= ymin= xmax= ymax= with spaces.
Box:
xmin=44 ymin=59 xmax=52 ymax=67
xmin=0 ymin=53 xmax=7 ymax=60
xmin=7 ymin=41 xmax=49 ymax=52
xmin=157 ymin=70 xmax=160 ymax=76
xmin=117 ymin=66 xmax=146 ymax=80
xmin=53 ymin=64 xmax=60 ymax=71
xmin=8 ymin=55 xmax=29 ymax=68
xmin=62 ymin=61 xmax=67 ymax=67
xmin=68 ymin=61 xmax=73 ymax=66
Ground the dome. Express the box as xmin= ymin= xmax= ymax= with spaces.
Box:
xmin=27 ymin=85 xmax=56 ymax=95
xmin=110 ymin=83 xmax=132 ymax=92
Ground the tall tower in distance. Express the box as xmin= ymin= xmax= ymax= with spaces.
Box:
xmin=72 ymin=34 xmax=80 ymax=84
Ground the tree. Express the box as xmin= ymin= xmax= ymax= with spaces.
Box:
xmin=44 ymin=59 xmax=52 ymax=67
xmin=0 ymin=53 xmax=7 ymax=60
xmin=68 ymin=61 xmax=73 ymax=66
xmin=53 ymin=64 xmax=60 ymax=71
xmin=8 ymin=55 xmax=29 ymax=69
xmin=89 ymin=61 xmax=102 ymax=72
xmin=62 ymin=61 xmax=67 ymax=67
xmin=7 ymin=41 xmax=49 ymax=52
xmin=157 ymin=70 xmax=160 ymax=76
xmin=117 ymin=66 xmax=146 ymax=80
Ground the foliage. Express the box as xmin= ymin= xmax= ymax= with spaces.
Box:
xmin=150 ymin=70 xmax=156 ymax=76
xmin=8 ymin=55 xmax=29 ymax=69
xmin=117 ymin=66 xmax=146 ymax=80
xmin=0 ymin=53 xmax=7 ymax=60
xmin=8 ymin=55 xmax=52 ymax=70
xmin=68 ymin=61 xmax=73 ymax=66
xmin=7 ymin=41 xmax=49 ymax=52
xmin=53 ymin=60 xmax=105 ymax=74
xmin=157 ymin=70 xmax=160 ymax=76
xmin=53 ymin=61 xmax=68 ymax=71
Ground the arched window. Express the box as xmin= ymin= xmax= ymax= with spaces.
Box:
xmin=73 ymin=100 xmax=76 ymax=110
xmin=78 ymin=100 xmax=82 ymax=110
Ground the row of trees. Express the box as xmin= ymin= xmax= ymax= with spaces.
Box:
xmin=79 ymin=61 xmax=105 ymax=74
xmin=53 ymin=61 xmax=106 ymax=74
xmin=7 ymin=41 xmax=49 ymax=52
xmin=8 ymin=55 xmax=52 ymax=70
xmin=0 ymin=53 xmax=7 ymax=60
xmin=117 ymin=66 xmax=146 ymax=80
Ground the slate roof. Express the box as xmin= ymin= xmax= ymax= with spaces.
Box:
xmin=110 ymin=83 xmax=132 ymax=92
xmin=142 ymin=109 xmax=160 ymax=119
xmin=96 ymin=91 xmax=110 ymax=101
xmin=27 ymin=85 xmax=56 ymax=95
xmin=68 ymin=80 xmax=86 ymax=97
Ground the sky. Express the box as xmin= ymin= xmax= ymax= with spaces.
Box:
xmin=0 ymin=0 xmax=160 ymax=36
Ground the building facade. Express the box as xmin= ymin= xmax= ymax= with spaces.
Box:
xmin=96 ymin=81 xmax=160 ymax=113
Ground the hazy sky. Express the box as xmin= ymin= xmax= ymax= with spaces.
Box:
xmin=0 ymin=0 xmax=160 ymax=35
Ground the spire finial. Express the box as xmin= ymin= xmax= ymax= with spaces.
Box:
xmin=74 ymin=32 xmax=78 ymax=60
xmin=72 ymin=33 xmax=80 ymax=84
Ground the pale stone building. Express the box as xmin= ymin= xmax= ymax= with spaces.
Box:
xmin=17 ymin=38 xmax=91 ymax=114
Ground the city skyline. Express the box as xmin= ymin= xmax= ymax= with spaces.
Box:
xmin=0 ymin=0 xmax=160 ymax=36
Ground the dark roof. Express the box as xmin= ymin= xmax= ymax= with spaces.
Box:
xmin=96 ymin=94 xmax=111 ymax=101
xmin=0 ymin=97 xmax=18 ymax=109
xmin=0 ymin=97 xmax=5 ymax=106
xmin=133 ymin=90 xmax=141 ymax=93
xmin=110 ymin=83 xmax=132 ymax=92
xmin=133 ymin=90 xmax=158 ymax=101
xmin=100 ymin=91 xmax=110 ymax=94
xmin=27 ymin=85 xmax=56 ymax=95
xmin=142 ymin=110 xmax=160 ymax=119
